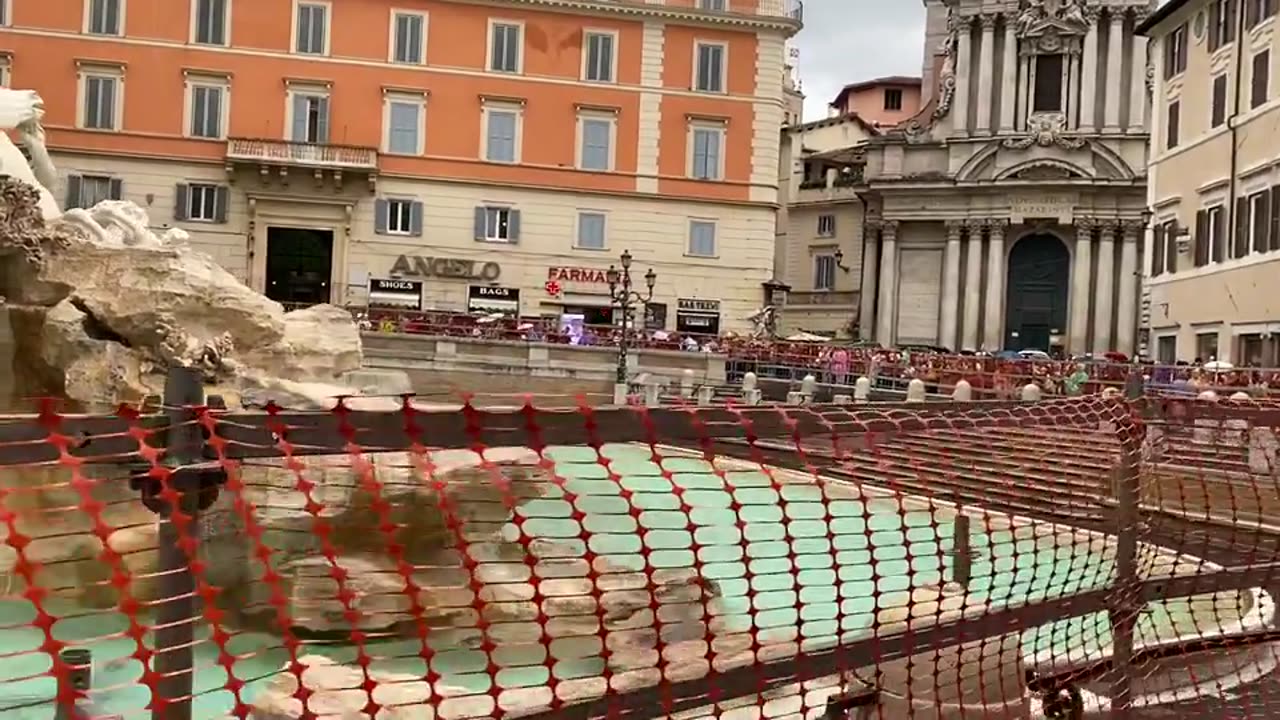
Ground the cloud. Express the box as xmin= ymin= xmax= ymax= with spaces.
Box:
xmin=791 ymin=1 xmax=928 ymax=120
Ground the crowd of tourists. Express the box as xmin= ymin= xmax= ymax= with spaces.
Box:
xmin=358 ymin=307 xmax=1276 ymax=397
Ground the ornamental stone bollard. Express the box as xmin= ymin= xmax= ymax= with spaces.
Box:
xmin=906 ymin=378 xmax=926 ymax=403
xmin=1020 ymin=384 xmax=1042 ymax=402
xmin=643 ymin=380 xmax=661 ymax=408
xmin=787 ymin=391 xmax=804 ymax=405
xmin=696 ymin=385 xmax=714 ymax=406
xmin=681 ymin=369 xmax=695 ymax=398
xmin=613 ymin=383 xmax=628 ymax=406
xmin=801 ymin=374 xmax=817 ymax=402
xmin=833 ymin=394 xmax=852 ymax=405
xmin=854 ymin=376 xmax=871 ymax=404
xmin=952 ymin=379 xmax=972 ymax=402
xmin=742 ymin=372 xmax=762 ymax=406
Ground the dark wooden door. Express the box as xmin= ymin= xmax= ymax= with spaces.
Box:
xmin=1004 ymin=234 xmax=1070 ymax=352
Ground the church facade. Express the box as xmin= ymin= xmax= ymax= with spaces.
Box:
xmin=858 ymin=0 xmax=1154 ymax=355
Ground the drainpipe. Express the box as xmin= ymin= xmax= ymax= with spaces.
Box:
xmin=1225 ymin=0 xmax=1247 ymax=264
xmin=856 ymin=191 xmax=872 ymax=341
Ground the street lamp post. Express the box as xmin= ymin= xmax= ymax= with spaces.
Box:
xmin=607 ymin=249 xmax=657 ymax=385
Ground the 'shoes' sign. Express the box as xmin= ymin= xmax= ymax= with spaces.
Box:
xmin=390 ymin=255 xmax=501 ymax=281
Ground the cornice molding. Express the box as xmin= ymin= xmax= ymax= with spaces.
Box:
xmin=459 ymin=0 xmax=802 ymax=34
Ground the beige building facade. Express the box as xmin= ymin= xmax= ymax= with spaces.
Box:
xmin=775 ymin=114 xmax=877 ymax=337
xmin=858 ymin=0 xmax=1153 ymax=354
xmin=1139 ymin=0 xmax=1280 ymax=365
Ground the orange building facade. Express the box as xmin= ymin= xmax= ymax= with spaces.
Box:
xmin=0 ymin=0 xmax=801 ymax=332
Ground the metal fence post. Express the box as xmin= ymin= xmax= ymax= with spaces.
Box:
xmin=154 ymin=366 xmax=204 ymax=720
xmin=1108 ymin=416 xmax=1144 ymax=719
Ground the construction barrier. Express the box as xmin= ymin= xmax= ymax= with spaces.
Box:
xmin=0 ymin=369 xmax=1277 ymax=719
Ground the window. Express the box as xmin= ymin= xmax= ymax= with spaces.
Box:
xmin=688 ymin=219 xmax=716 ymax=257
xmin=1165 ymin=101 xmax=1180 ymax=150
xmin=1163 ymin=24 xmax=1188 ymax=79
xmin=694 ymin=42 xmax=726 ymax=93
xmin=1156 ymin=335 xmax=1177 ymax=364
xmin=474 ymin=206 xmax=520 ymax=243
xmin=1252 ymin=50 xmax=1270 ymax=109
xmin=1151 ymin=221 xmax=1168 ymax=276
xmin=81 ymin=72 xmax=120 ymax=130
xmin=1246 ymin=0 xmax=1277 ymax=29
xmin=583 ymin=31 xmax=615 ymax=82
xmin=188 ymin=83 xmax=224 ymax=139
xmin=1208 ymin=0 xmax=1236 ymax=52
xmin=0 ymin=0 xmax=8 ymax=27
xmin=289 ymin=92 xmax=330 ymax=143
xmin=64 ymin=174 xmax=122 ymax=209
xmin=698 ymin=0 xmax=727 ymax=10
xmin=1195 ymin=206 xmax=1225 ymax=265
xmin=484 ymin=106 xmax=520 ymax=163
xmin=1195 ymin=332 xmax=1219 ymax=362
xmin=295 ymin=2 xmax=328 ymax=55
xmin=690 ymin=125 xmax=724 ymax=180
xmin=392 ymin=12 xmax=425 ymax=64
xmin=193 ymin=0 xmax=227 ymax=45
xmin=1250 ymin=189 xmax=1271 ymax=253
xmin=576 ymin=212 xmax=606 ymax=250
xmin=813 ymin=255 xmax=836 ymax=291
xmin=0 ymin=58 xmax=8 ymax=87
xmin=87 ymin=0 xmax=122 ymax=35
xmin=817 ymin=214 xmax=835 ymax=237
xmin=375 ymin=198 xmax=423 ymax=236
xmin=490 ymin=22 xmax=521 ymax=73
xmin=1272 ymin=184 xmax=1280 ymax=251
xmin=1239 ymin=333 xmax=1266 ymax=366
xmin=1211 ymin=74 xmax=1228 ymax=127
xmin=1164 ymin=219 xmax=1179 ymax=272
xmin=883 ymin=88 xmax=903 ymax=111
xmin=578 ymin=115 xmax=613 ymax=171
xmin=174 ymin=183 xmax=228 ymax=223
xmin=385 ymin=95 xmax=423 ymax=155
xmin=1032 ymin=54 xmax=1064 ymax=112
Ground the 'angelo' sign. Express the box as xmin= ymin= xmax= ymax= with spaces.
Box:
xmin=390 ymin=255 xmax=501 ymax=281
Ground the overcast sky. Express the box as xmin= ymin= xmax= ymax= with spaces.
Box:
xmin=791 ymin=0 xmax=1172 ymax=120
xmin=792 ymin=1 xmax=927 ymax=120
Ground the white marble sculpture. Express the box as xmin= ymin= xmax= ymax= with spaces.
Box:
xmin=0 ymin=86 xmax=379 ymax=410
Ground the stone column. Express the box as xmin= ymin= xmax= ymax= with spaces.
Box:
xmin=939 ymin=221 xmax=964 ymax=350
xmin=1000 ymin=17 xmax=1018 ymax=131
xmin=954 ymin=17 xmax=972 ymax=135
xmin=1104 ymin=11 xmax=1125 ymax=131
xmin=976 ymin=15 xmax=996 ymax=133
xmin=1016 ymin=55 xmax=1029 ymax=130
xmin=860 ymin=226 xmax=880 ymax=342
xmin=876 ymin=221 xmax=899 ymax=345
xmin=983 ymin=220 xmax=1008 ymax=351
xmin=1069 ymin=219 xmax=1094 ymax=353
xmin=1093 ymin=221 xmax=1117 ymax=354
xmin=1079 ymin=8 xmax=1100 ymax=131
xmin=1115 ymin=220 xmax=1141 ymax=355
xmin=962 ymin=221 xmax=984 ymax=351
xmin=1128 ymin=18 xmax=1149 ymax=132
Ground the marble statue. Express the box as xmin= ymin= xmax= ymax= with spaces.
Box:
xmin=0 ymin=86 xmax=377 ymax=411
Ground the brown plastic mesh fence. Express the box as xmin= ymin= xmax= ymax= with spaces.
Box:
xmin=0 ymin=379 xmax=1277 ymax=720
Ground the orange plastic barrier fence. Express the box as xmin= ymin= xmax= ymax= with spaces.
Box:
xmin=1 ymin=373 xmax=1278 ymax=719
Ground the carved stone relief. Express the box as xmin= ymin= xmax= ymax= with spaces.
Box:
xmin=1002 ymin=112 xmax=1087 ymax=150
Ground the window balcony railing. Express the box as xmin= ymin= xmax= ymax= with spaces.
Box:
xmin=225 ymin=138 xmax=379 ymax=171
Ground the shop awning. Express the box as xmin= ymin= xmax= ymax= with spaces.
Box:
xmin=469 ymin=296 xmax=519 ymax=314
xmin=368 ymin=290 xmax=421 ymax=308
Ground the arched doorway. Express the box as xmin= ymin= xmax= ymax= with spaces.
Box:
xmin=1003 ymin=234 xmax=1070 ymax=352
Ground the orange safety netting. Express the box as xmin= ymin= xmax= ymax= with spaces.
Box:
xmin=0 ymin=383 xmax=1277 ymax=720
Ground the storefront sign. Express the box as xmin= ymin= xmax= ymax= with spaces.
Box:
xmin=548 ymin=267 xmax=609 ymax=284
xmin=468 ymin=285 xmax=520 ymax=315
xmin=390 ymin=255 xmax=501 ymax=281
xmin=677 ymin=298 xmax=721 ymax=313
xmin=368 ymin=278 xmax=423 ymax=309
xmin=676 ymin=298 xmax=720 ymax=335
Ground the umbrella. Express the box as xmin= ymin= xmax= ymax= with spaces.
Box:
xmin=785 ymin=332 xmax=832 ymax=342
xmin=1203 ymin=360 xmax=1234 ymax=372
